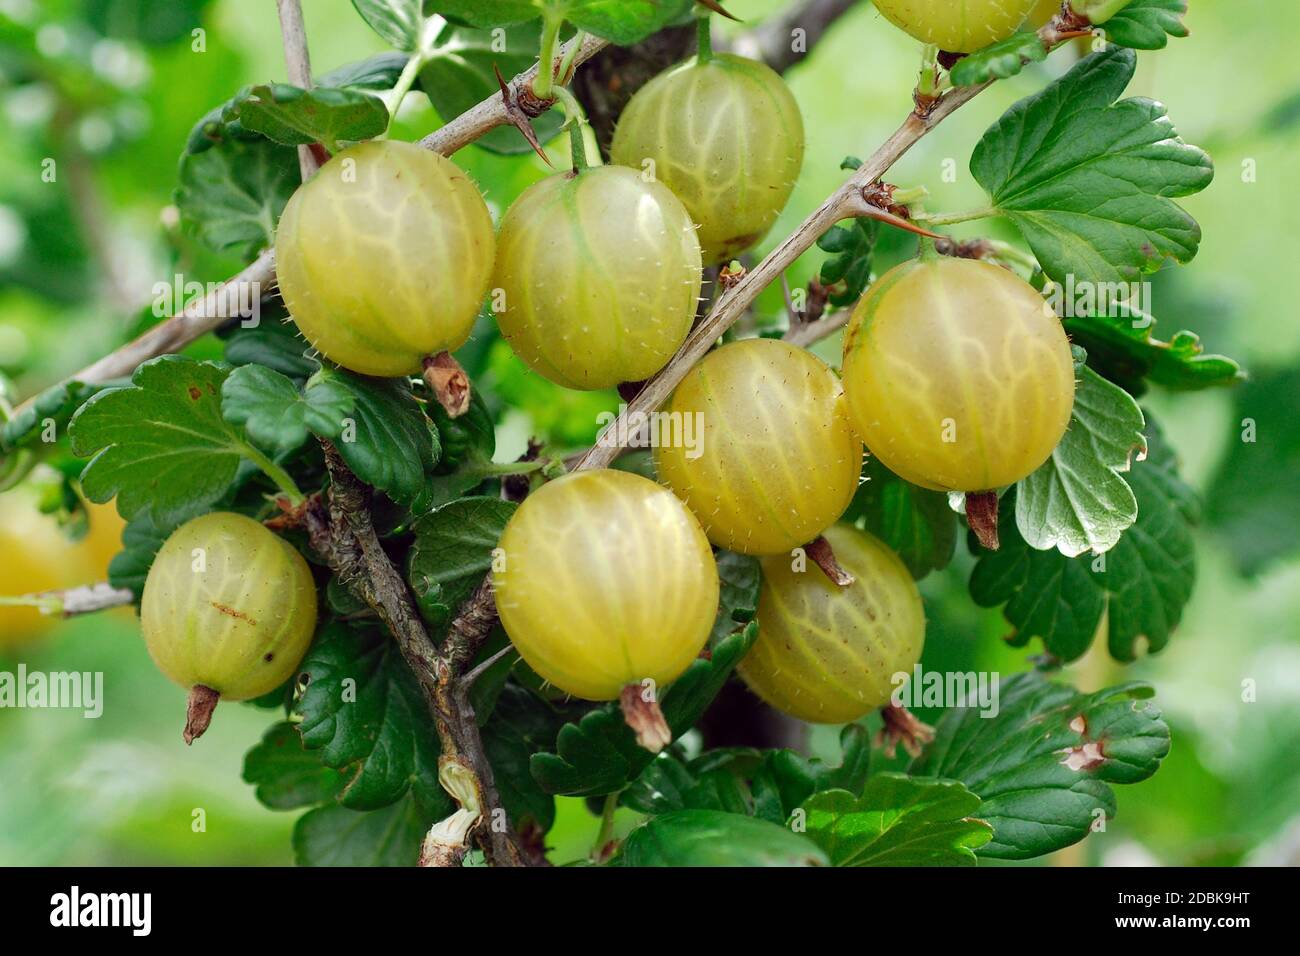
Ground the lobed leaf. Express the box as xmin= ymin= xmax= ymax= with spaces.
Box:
xmin=800 ymin=774 xmax=993 ymax=866
xmin=1015 ymin=365 xmax=1146 ymax=557
xmin=69 ymin=357 xmax=267 ymax=526
xmin=175 ymin=136 xmax=298 ymax=259
xmin=530 ymin=622 xmax=759 ymax=797
xmin=971 ymin=48 xmax=1213 ymax=287
xmin=221 ymin=364 xmax=355 ymax=454
xmin=351 ymin=0 xmax=426 ymax=50
xmin=406 ymin=496 xmax=516 ymax=633
xmin=295 ymin=623 xmax=452 ymax=815
xmin=1104 ymin=0 xmax=1189 ymax=50
xmin=224 ymin=83 xmax=389 ymax=153
xmin=972 ymin=418 xmax=1197 ymax=662
xmin=317 ymin=368 xmax=441 ymax=506
xmin=243 ymin=722 xmax=348 ymax=810
xmin=619 ymin=809 xmax=828 ymax=867
xmin=909 ymin=672 xmax=1170 ymax=859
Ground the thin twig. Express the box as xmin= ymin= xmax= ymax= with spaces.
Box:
xmin=275 ymin=0 xmax=320 ymax=182
xmin=310 ymin=446 xmax=527 ymax=867
xmin=0 ymin=582 xmax=135 ymax=617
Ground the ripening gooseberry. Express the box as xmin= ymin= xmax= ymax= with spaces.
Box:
xmin=841 ymin=256 xmax=1075 ymax=493
xmin=141 ymin=512 xmax=317 ymax=742
xmin=492 ymin=165 xmax=702 ymax=390
xmin=654 ymin=338 xmax=862 ymax=556
xmin=610 ymin=53 xmax=804 ymax=264
xmin=493 ymin=470 xmax=719 ymax=701
xmin=872 ymin=0 xmax=1040 ymax=53
xmin=275 ymin=139 xmax=495 ymax=376
xmin=739 ymin=524 xmax=925 ymax=724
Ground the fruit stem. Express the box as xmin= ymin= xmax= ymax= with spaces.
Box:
xmin=555 ymin=30 xmax=587 ymax=85
xmin=383 ymin=17 xmax=441 ymax=135
xmin=696 ymin=14 xmax=714 ymax=63
xmin=553 ymin=86 xmax=598 ymax=172
xmin=913 ymin=206 xmax=999 ymax=227
xmin=532 ymin=12 xmax=563 ymax=99
xmin=917 ymin=43 xmax=941 ymax=98
xmin=239 ymin=443 xmax=306 ymax=506
xmin=593 ymin=791 xmax=619 ymax=859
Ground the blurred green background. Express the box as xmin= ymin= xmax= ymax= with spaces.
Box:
xmin=0 ymin=0 xmax=1296 ymax=866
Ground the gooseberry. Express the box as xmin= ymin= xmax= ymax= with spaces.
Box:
xmin=140 ymin=511 xmax=318 ymax=742
xmin=610 ymin=53 xmax=804 ymax=264
xmin=872 ymin=0 xmax=1040 ymax=53
xmin=739 ymin=523 xmax=925 ymax=724
xmin=841 ymin=256 xmax=1075 ymax=492
xmin=493 ymin=469 xmax=718 ymax=701
xmin=653 ymin=337 xmax=862 ymax=556
xmin=275 ymin=139 xmax=495 ymax=377
xmin=492 ymin=164 xmax=702 ymax=390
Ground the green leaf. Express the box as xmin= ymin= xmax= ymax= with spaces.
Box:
xmin=295 ymin=623 xmax=453 ymax=815
xmin=293 ymin=793 xmax=434 ymax=866
xmin=1104 ymin=0 xmax=1189 ymax=49
xmin=909 ymin=672 xmax=1170 ymax=860
xmin=318 ymin=52 xmax=412 ymax=91
xmin=217 ymin=312 xmax=319 ymax=381
xmin=106 ymin=511 xmax=173 ymax=598
xmin=622 ymin=749 xmax=764 ymax=816
xmin=817 ymin=217 xmax=880 ymax=307
xmin=429 ymin=387 xmax=495 ymax=472
xmin=430 ymin=1 xmax=694 ymax=43
xmin=418 ymin=22 xmax=564 ymax=155
xmin=800 ymin=774 xmax=993 ymax=866
xmin=845 ymin=456 xmax=957 ymax=578
xmin=949 ymin=31 xmax=1047 ymax=87
xmin=352 ymin=0 xmax=426 ymax=50
xmin=319 ymin=368 xmax=440 ymax=506
xmin=530 ymin=622 xmax=760 ymax=797
xmin=427 ymin=1 xmax=540 ymax=30
xmin=711 ymin=550 xmax=760 ymax=644
xmin=1015 ymin=365 xmax=1146 ymax=557
xmin=972 ymin=420 xmax=1198 ymax=662
xmin=68 ymin=357 xmax=270 ymax=526
xmin=480 ymin=684 xmax=566 ymax=833
xmin=243 ymin=722 xmax=347 ymax=810
xmin=175 ymin=136 xmax=298 ymax=259
xmin=1 ymin=379 xmax=97 ymax=453
xmin=224 ymin=83 xmax=389 ymax=153
xmin=750 ymin=725 xmax=873 ymax=823
xmin=221 ymin=364 xmax=355 ymax=454
xmin=560 ymin=0 xmax=694 ymax=46
xmin=1206 ymin=366 xmax=1300 ymax=575
xmin=971 ymin=47 xmax=1213 ymax=287
xmin=619 ymin=810 xmax=828 ymax=867
xmin=1063 ymin=309 xmax=1242 ymax=392
xmin=406 ymin=496 xmax=516 ymax=633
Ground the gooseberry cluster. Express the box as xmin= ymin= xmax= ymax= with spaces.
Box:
xmin=138 ymin=8 xmax=1080 ymax=742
